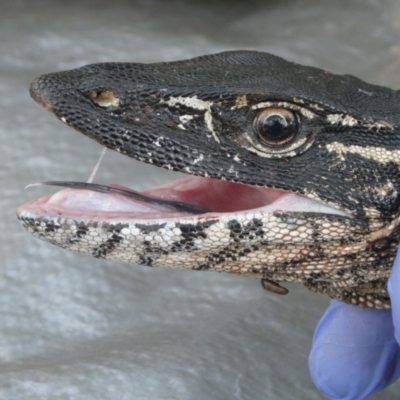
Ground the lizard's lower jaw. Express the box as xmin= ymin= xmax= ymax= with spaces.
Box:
xmin=18 ymin=174 xmax=350 ymax=222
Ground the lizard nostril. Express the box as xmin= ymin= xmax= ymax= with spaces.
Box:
xmin=89 ymin=90 xmax=120 ymax=108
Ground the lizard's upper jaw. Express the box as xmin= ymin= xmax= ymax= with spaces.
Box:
xmin=18 ymin=174 xmax=350 ymax=222
xmin=25 ymin=58 xmax=355 ymax=223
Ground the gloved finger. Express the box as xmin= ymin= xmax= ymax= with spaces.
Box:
xmin=309 ymin=300 xmax=400 ymax=400
xmin=388 ymin=246 xmax=400 ymax=345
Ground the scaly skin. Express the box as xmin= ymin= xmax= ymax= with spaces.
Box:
xmin=18 ymin=51 xmax=400 ymax=308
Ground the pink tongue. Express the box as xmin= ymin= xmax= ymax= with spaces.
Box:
xmin=42 ymin=175 xmax=286 ymax=217
xmin=141 ymin=176 xmax=283 ymax=212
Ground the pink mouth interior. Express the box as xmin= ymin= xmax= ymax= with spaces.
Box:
xmin=18 ymin=175 xmax=347 ymax=220
xmin=141 ymin=176 xmax=284 ymax=212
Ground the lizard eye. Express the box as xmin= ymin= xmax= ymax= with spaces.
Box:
xmin=253 ymin=108 xmax=299 ymax=146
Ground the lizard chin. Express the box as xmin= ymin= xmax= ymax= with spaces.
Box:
xmin=18 ymin=175 xmax=351 ymax=220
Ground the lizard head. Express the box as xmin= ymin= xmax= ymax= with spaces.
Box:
xmin=29 ymin=50 xmax=400 ymax=222
xmin=20 ymin=51 xmax=400 ymax=307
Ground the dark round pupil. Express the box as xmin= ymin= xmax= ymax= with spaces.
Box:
xmin=254 ymin=109 xmax=299 ymax=146
xmin=262 ymin=115 xmax=288 ymax=140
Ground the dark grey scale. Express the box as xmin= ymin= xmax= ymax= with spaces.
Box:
xmin=138 ymin=255 xmax=155 ymax=267
xmin=169 ymin=242 xmax=184 ymax=252
xmin=309 ymin=272 xmax=322 ymax=280
xmin=135 ymin=223 xmax=166 ymax=234
xmin=242 ymin=219 xmax=265 ymax=239
xmin=92 ymin=234 xmax=123 ymax=258
xmin=68 ymin=237 xmax=81 ymax=245
xmin=44 ymin=220 xmax=60 ymax=233
xmin=213 ymin=244 xmax=239 ymax=260
xmin=106 ymin=222 xmax=129 ymax=233
xmin=203 ymin=250 xmax=227 ymax=267
xmin=170 ymin=240 xmax=197 ymax=252
xmin=75 ymin=223 xmax=89 ymax=238
xmin=93 ymin=242 xmax=113 ymax=259
xmin=176 ymin=220 xmax=217 ymax=235
xmin=142 ymin=241 xmax=169 ymax=257
xmin=187 ymin=115 xmax=208 ymax=131
xmin=193 ymin=263 xmax=211 ymax=271
xmin=109 ymin=233 xmax=124 ymax=243
xmin=175 ymin=224 xmax=200 ymax=241
xmin=23 ymin=217 xmax=39 ymax=232
xmin=334 ymin=269 xmax=345 ymax=277
xmin=227 ymin=219 xmax=245 ymax=241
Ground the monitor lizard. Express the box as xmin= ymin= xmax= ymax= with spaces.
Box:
xmin=17 ymin=51 xmax=400 ymax=309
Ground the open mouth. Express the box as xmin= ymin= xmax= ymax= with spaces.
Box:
xmin=20 ymin=60 xmax=354 ymax=224
xmin=18 ymin=173 xmax=351 ymax=222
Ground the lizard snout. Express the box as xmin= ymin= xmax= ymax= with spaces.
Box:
xmin=29 ymin=75 xmax=54 ymax=112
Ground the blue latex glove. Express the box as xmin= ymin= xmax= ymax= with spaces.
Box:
xmin=309 ymin=247 xmax=400 ymax=399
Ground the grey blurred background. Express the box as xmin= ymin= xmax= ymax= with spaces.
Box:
xmin=2 ymin=0 xmax=400 ymax=398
